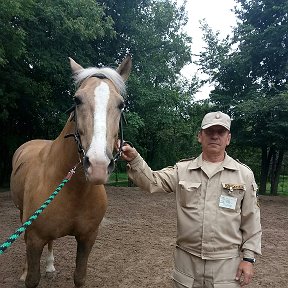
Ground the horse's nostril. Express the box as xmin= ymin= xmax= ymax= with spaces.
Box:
xmin=108 ymin=159 xmax=115 ymax=174
xmin=83 ymin=156 xmax=91 ymax=169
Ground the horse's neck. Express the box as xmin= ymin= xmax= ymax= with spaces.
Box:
xmin=49 ymin=117 xmax=80 ymax=173
xmin=45 ymin=117 xmax=92 ymax=190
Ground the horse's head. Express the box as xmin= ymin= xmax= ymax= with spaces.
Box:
xmin=69 ymin=56 xmax=132 ymax=184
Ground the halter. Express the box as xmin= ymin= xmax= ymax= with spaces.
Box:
xmin=64 ymin=78 xmax=128 ymax=166
xmin=65 ymin=109 xmax=126 ymax=162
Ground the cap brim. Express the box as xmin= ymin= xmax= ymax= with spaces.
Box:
xmin=202 ymin=123 xmax=230 ymax=130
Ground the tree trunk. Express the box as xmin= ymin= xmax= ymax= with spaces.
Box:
xmin=259 ymin=145 xmax=275 ymax=195
xmin=269 ymin=148 xmax=277 ymax=193
xmin=270 ymin=149 xmax=284 ymax=195
xmin=259 ymin=146 xmax=269 ymax=194
xmin=0 ymin=143 xmax=12 ymax=186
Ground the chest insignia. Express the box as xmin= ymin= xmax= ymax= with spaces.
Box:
xmin=222 ymin=183 xmax=246 ymax=192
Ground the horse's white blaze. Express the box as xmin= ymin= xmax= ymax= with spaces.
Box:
xmin=87 ymin=81 xmax=110 ymax=163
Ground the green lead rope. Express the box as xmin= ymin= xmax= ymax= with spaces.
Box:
xmin=0 ymin=164 xmax=78 ymax=255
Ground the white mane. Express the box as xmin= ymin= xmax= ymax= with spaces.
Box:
xmin=73 ymin=67 xmax=126 ymax=96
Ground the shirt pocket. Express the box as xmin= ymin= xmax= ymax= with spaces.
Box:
xmin=179 ymin=181 xmax=201 ymax=208
xmin=221 ymin=183 xmax=245 ymax=212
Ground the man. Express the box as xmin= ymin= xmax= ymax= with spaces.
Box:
xmin=120 ymin=111 xmax=262 ymax=288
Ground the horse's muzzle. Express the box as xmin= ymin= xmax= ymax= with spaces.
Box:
xmin=83 ymin=155 xmax=114 ymax=185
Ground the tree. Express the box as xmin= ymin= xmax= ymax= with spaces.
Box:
xmin=98 ymin=0 xmax=199 ymax=168
xmin=0 ymin=0 xmax=115 ymax=184
xmin=197 ymin=0 xmax=288 ymax=194
xmin=0 ymin=0 xmax=199 ymax=184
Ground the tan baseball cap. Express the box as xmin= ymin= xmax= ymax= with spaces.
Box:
xmin=201 ymin=111 xmax=231 ymax=130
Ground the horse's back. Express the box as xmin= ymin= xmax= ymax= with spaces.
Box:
xmin=10 ymin=139 xmax=53 ymax=213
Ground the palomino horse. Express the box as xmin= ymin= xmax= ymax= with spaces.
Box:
xmin=10 ymin=55 xmax=132 ymax=288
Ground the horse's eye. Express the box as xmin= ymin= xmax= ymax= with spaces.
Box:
xmin=74 ymin=97 xmax=82 ymax=106
xmin=118 ymin=102 xmax=125 ymax=111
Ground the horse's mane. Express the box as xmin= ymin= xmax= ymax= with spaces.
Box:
xmin=73 ymin=67 xmax=126 ymax=96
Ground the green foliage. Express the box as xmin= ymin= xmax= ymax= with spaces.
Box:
xmin=234 ymin=0 xmax=288 ymax=91
xmin=197 ymin=0 xmax=288 ymax=194
xmin=107 ymin=171 xmax=128 ymax=187
xmin=0 ymin=0 xmax=116 ymax=184
xmin=277 ymin=175 xmax=288 ymax=196
xmin=0 ymin=0 xmax=198 ymax=184
xmin=0 ymin=0 xmax=33 ymax=66
xmin=198 ymin=0 xmax=288 ymax=149
xmin=234 ymin=91 xmax=288 ymax=148
xmin=97 ymin=0 xmax=197 ymax=168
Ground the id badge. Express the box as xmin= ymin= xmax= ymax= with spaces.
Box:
xmin=219 ymin=195 xmax=237 ymax=210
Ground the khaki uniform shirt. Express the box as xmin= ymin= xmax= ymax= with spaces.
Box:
xmin=127 ymin=153 xmax=262 ymax=259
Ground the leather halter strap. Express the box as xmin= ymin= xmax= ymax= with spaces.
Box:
xmin=65 ymin=74 xmax=128 ymax=165
xmin=64 ymin=104 xmax=127 ymax=164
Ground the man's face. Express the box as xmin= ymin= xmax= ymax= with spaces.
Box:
xmin=198 ymin=125 xmax=231 ymax=155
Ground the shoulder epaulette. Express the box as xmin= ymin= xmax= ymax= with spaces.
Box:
xmin=236 ymin=159 xmax=252 ymax=172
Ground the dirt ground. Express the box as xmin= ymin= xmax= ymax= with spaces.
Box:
xmin=0 ymin=187 xmax=287 ymax=288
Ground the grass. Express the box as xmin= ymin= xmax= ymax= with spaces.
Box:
xmin=279 ymin=175 xmax=288 ymax=196
xmin=108 ymin=171 xmax=288 ymax=194
xmin=265 ymin=175 xmax=288 ymax=196
xmin=107 ymin=171 xmax=129 ymax=187
xmin=2 ymin=171 xmax=288 ymax=193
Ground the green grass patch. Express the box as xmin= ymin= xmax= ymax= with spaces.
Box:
xmin=275 ymin=175 xmax=288 ymax=196
xmin=265 ymin=175 xmax=288 ymax=196
xmin=107 ymin=172 xmax=128 ymax=187
xmin=107 ymin=171 xmax=288 ymax=192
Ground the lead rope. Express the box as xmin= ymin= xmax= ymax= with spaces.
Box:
xmin=0 ymin=162 xmax=80 ymax=255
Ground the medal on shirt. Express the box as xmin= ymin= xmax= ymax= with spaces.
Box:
xmin=222 ymin=183 xmax=245 ymax=191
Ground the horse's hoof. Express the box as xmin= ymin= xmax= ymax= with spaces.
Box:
xmin=25 ymin=280 xmax=40 ymax=288
xmin=74 ymin=279 xmax=86 ymax=287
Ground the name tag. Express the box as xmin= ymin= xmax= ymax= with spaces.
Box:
xmin=219 ymin=195 xmax=237 ymax=210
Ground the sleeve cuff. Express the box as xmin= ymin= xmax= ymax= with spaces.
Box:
xmin=242 ymin=249 xmax=255 ymax=258
xmin=127 ymin=153 xmax=142 ymax=168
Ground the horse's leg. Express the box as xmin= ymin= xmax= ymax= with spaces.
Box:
xmin=20 ymin=231 xmax=28 ymax=281
xmin=46 ymin=240 xmax=56 ymax=273
xmin=25 ymin=233 xmax=45 ymax=288
xmin=20 ymin=256 xmax=28 ymax=281
xmin=74 ymin=233 xmax=97 ymax=288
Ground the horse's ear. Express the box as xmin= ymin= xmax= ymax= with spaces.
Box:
xmin=116 ymin=55 xmax=132 ymax=82
xmin=69 ymin=57 xmax=84 ymax=74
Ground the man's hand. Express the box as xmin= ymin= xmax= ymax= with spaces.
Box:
xmin=117 ymin=140 xmax=138 ymax=162
xmin=235 ymin=261 xmax=254 ymax=286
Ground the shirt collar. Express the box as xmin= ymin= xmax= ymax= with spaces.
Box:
xmin=187 ymin=152 xmax=239 ymax=171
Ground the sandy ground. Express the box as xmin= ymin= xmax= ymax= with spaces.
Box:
xmin=0 ymin=187 xmax=288 ymax=287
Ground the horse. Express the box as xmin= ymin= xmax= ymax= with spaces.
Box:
xmin=10 ymin=55 xmax=132 ymax=288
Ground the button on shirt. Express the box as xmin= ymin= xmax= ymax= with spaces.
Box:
xmin=127 ymin=153 xmax=262 ymax=259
